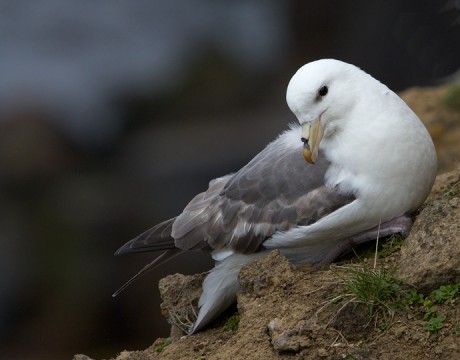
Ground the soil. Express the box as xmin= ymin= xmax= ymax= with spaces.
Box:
xmin=74 ymin=82 xmax=460 ymax=360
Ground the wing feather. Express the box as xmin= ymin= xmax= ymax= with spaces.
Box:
xmin=172 ymin=127 xmax=356 ymax=254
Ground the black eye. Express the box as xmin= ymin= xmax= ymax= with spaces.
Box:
xmin=318 ymin=85 xmax=328 ymax=97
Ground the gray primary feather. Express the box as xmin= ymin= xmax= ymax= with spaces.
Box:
xmin=114 ymin=218 xmax=177 ymax=255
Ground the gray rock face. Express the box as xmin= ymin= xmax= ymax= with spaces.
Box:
xmin=396 ymin=168 xmax=460 ymax=293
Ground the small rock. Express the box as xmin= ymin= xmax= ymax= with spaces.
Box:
xmin=391 ymin=324 xmax=407 ymax=339
xmin=267 ymin=316 xmax=314 ymax=352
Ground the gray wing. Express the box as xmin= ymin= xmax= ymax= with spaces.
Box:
xmin=172 ymin=132 xmax=355 ymax=253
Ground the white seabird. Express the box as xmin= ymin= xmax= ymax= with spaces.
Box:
xmin=114 ymin=59 xmax=437 ymax=333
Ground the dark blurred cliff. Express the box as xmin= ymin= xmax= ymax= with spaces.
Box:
xmin=0 ymin=1 xmax=459 ymax=359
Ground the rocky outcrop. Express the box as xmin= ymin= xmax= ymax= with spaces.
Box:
xmin=396 ymin=168 xmax=460 ymax=292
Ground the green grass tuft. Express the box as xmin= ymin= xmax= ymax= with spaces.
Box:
xmin=442 ymin=180 xmax=460 ymax=197
xmin=342 ymin=267 xmax=404 ymax=316
xmin=154 ymin=338 xmax=172 ymax=353
xmin=331 ymin=265 xmax=406 ymax=330
xmin=222 ymin=312 xmax=240 ymax=332
xmin=376 ymin=234 xmax=404 ymax=258
xmin=332 ymin=265 xmax=460 ymax=333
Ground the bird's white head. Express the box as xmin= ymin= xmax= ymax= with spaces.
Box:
xmin=286 ymin=59 xmax=367 ymax=163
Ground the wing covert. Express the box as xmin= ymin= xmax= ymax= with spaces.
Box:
xmin=172 ymin=127 xmax=355 ymax=253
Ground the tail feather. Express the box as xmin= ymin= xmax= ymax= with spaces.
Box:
xmin=112 ymin=248 xmax=183 ymax=297
xmin=190 ymin=251 xmax=269 ymax=334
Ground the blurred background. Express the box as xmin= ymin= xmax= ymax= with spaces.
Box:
xmin=0 ymin=0 xmax=459 ymax=359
